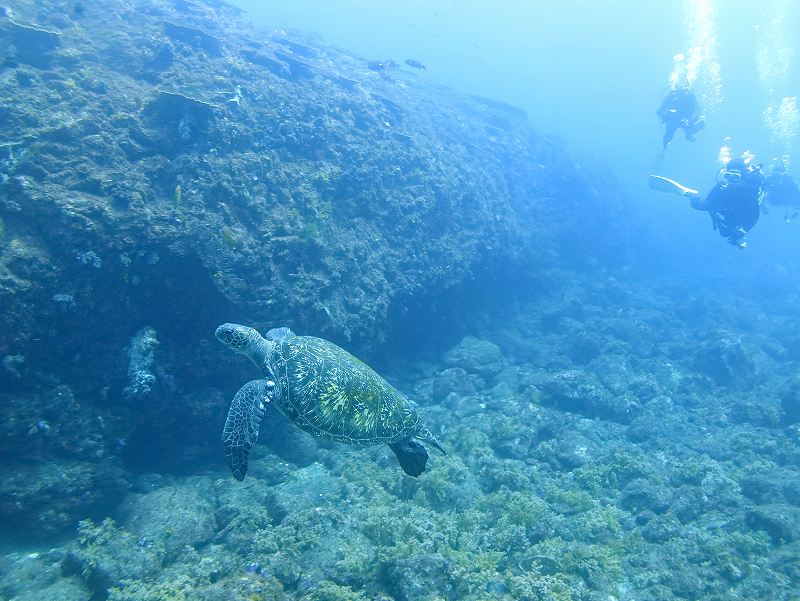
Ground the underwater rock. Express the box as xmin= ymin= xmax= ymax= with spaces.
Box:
xmin=431 ymin=367 xmax=478 ymax=403
xmin=780 ymin=379 xmax=800 ymax=425
xmin=699 ymin=469 xmax=743 ymax=510
xmin=745 ymin=504 xmax=800 ymax=543
xmin=442 ymin=336 xmax=504 ymax=378
xmin=0 ymin=460 xmax=127 ymax=537
xmin=0 ymin=550 xmax=88 ymax=601
xmin=740 ymin=472 xmax=788 ymax=505
xmin=214 ymin=477 xmax=280 ymax=554
xmin=162 ymin=20 xmax=222 ymax=56
xmin=539 ymin=369 xmax=641 ymax=423
xmin=381 ymin=553 xmax=459 ymax=601
xmin=567 ymin=331 xmax=603 ymax=365
xmin=549 ymin=431 xmax=597 ymax=470
xmin=729 ymin=399 xmax=781 ymax=427
xmin=241 ymin=46 xmax=291 ymax=78
xmin=441 ymin=391 xmax=486 ymax=418
xmin=620 ymin=477 xmax=674 ymax=514
xmin=640 ymin=514 xmax=681 ymax=543
xmin=667 ymin=485 xmax=704 ymax=523
xmin=0 ymin=385 xmax=128 ymax=539
xmin=489 ymin=414 xmax=536 ymax=460
xmin=0 ymin=19 xmax=60 ymax=68
xmin=63 ymin=518 xmax=164 ymax=597
xmin=539 ymin=299 xmax=585 ymax=333
xmin=142 ymin=89 xmax=219 ymax=148
xmin=626 ymin=404 xmax=681 ymax=443
xmin=119 ymin=479 xmax=217 ymax=560
xmin=267 ymin=420 xmax=321 ymax=467
xmin=269 ymin=462 xmax=345 ymax=517
xmin=692 ymin=333 xmax=760 ymax=387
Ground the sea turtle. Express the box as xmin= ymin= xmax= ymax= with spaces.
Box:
xmin=216 ymin=323 xmax=445 ymax=480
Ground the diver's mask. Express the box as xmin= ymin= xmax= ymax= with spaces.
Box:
xmin=716 ymin=167 xmax=744 ymax=187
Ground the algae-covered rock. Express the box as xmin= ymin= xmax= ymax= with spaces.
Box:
xmin=63 ymin=518 xmax=164 ymax=598
xmin=270 ymin=462 xmax=345 ymax=515
xmin=0 ymin=459 xmax=126 ymax=537
xmin=0 ymin=384 xmax=129 ymax=539
xmin=0 ymin=0 xmax=631 ymax=370
xmin=443 ymin=336 xmax=505 ymax=378
xmin=488 ymin=414 xmax=535 ymax=460
xmin=0 ymin=550 xmax=89 ymax=601
xmin=431 ymin=367 xmax=478 ymax=403
xmin=549 ymin=432 xmax=598 ymax=470
xmin=119 ymin=478 xmax=217 ymax=560
xmin=729 ymin=399 xmax=782 ymax=427
xmin=620 ymin=477 xmax=674 ymax=514
xmin=692 ymin=333 xmax=763 ymax=387
xmin=381 ymin=553 xmax=460 ymax=601
xmin=539 ymin=369 xmax=641 ymax=423
xmin=781 ymin=379 xmax=800 ymax=425
xmin=745 ymin=504 xmax=800 ymax=543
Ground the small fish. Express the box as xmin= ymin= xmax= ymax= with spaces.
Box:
xmin=173 ymin=184 xmax=182 ymax=207
xmin=405 ymin=59 xmax=426 ymax=70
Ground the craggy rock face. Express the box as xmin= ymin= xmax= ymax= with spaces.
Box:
xmin=0 ymin=0 xmax=632 ymax=538
xmin=0 ymin=0 xmax=630 ymax=366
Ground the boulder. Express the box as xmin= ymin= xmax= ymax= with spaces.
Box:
xmin=443 ymin=336 xmax=505 ymax=378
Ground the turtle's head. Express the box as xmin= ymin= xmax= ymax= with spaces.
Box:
xmin=217 ymin=323 xmax=286 ymax=376
xmin=215 ymin=323 xmax=261 ymax=352
xmin=216 ymin=322 xmax=275 ymax=367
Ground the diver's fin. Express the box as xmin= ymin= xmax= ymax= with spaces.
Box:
xmin=648 ymin=175 xmax=699 ymax=198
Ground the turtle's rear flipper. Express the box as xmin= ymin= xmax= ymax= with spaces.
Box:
xmin=222 ymin=379 xmax=270 ymax=481
xmin=389 ymin=439 xmax=429 ymax=477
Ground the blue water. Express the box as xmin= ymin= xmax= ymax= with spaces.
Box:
xmin=237 ymin=0 xmax=800 ymax=273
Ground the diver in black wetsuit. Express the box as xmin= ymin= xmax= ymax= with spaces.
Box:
xmin=690 ymin=158 xmax=765 ymax=248
xmin=656 ymin=85 xmax=705 ymax=152
xmin=763 ymin=161 xmax=800 ymax=222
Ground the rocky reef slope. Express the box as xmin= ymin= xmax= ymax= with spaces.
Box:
xmin=1 ymin=0 xmax=628 ymax=355
xmin=0 ymin=0 xmax=631 ymax=537
xmin=2 ymin=270 xmax=799 ymax=601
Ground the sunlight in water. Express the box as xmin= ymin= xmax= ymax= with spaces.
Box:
xmin=757 ymin=1 xmax=798 ymax=167
xmin=682 ymin=0 xmax=723 ymax=111
xmin=717 ymin=145 xmax=732 ymax=166
xmin=763 ymin=98 xmax=799 ymax=167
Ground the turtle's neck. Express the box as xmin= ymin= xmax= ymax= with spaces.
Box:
xmin=245 ymin=335 xmax=275 ymax=376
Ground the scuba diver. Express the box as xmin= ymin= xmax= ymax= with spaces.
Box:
xmin=656 ymin=85 xmax=706 ymax=153
xmin=649 ymin=157 xmax=765 ymax=248
xmin=762 ymin=160 xmax=800 ymax=222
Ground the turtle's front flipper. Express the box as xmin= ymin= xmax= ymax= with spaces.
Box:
xmin=389 ymin=439 xmax=429 ymax=477
xmin=222 ymin=379 xmax=271 ymax=481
